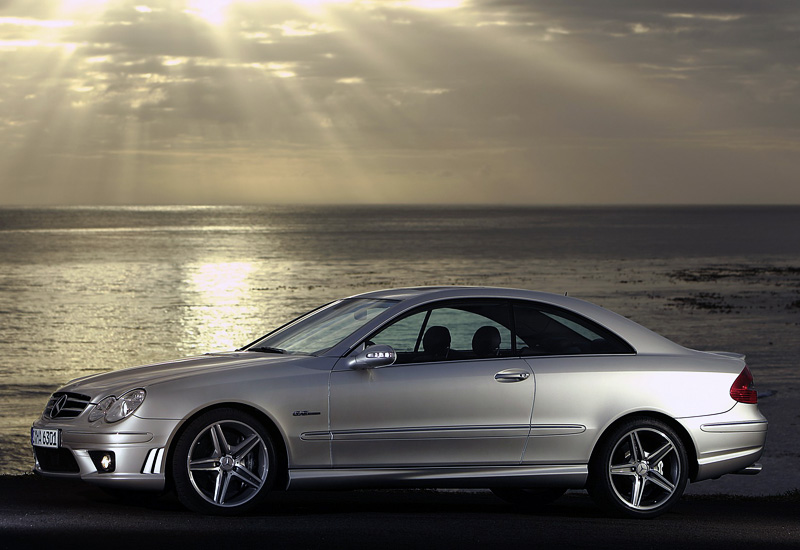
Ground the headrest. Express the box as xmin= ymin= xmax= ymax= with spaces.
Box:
xmin=423 ymin=325 xmax=451 ymax=355
xmin=472 ymin=325 xmax=501 ymax=358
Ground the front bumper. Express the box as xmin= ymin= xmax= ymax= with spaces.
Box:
xmin=677 ymin=403 xmax=768 ymax=482
xmin=31 ymin=415 xmax=180 ymax=491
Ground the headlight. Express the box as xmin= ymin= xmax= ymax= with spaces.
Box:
xmin=88 ymin=396 xmax=116 ymax=422
xmin=88 ymin=389 xmax=146 ymax=423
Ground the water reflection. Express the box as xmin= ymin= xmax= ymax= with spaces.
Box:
xmin=181 ymin=261 xmax=259 ymax=353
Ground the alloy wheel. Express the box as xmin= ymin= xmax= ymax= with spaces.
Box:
xmin=173 ymin=409 xmax=276 ymax=514
xmin=587 ymin=418 xmax=688 ymax=518
xmin=607 ymin=427 xmax=682 ymax=511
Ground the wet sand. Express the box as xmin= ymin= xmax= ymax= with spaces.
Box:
xmin=0 ymin=475 xmax=798 ymax=550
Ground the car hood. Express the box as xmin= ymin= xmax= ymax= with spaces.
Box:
xmin=60 ymin=352 xmax=309 ymax=399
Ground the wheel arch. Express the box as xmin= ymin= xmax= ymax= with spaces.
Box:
xmin=588 ymin=411 xmax=699 ymax=482
xmin=164 ymin=402 xmax=290 ymax=492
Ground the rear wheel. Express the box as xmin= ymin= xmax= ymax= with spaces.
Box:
xmin=491 ymin=487 xmax=567 ymax=507
xmin=172 ymin=408 xmax=276 ymax=515
xmin=587 ymin=417 xmax=688 ymax=519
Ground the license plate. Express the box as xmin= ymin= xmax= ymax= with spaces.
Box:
xmin=31 ymin=428 xmax=60 ymax=448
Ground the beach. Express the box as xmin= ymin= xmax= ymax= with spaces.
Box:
xmin=1 ymin=205 xmax=798 ymax=496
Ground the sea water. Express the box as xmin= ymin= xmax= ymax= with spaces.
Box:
xmin=1 ymin=205 xmax=799 ymax=474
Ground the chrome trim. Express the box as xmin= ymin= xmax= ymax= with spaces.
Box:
xmin=142 ymin=449 xmax=157 ymax=473
xmin=528 ymin=425 xmax=586 ymax=436
xmin=300 ymin=431 xmax=332 ymax=441
xmin=141 ymin=447 xmax=165 ymax=474
xmin=331 ymin=425 xmax=531 ymax=441
xmin=287 ymin=464 xmax=588 ymax=490
xmin=63 ymin=431 xmax=154 ymax=445
xmin=700 ymin=420 xmax=768 ymax=433
xmin=44 ymin=392 xmax=92 ymax=419
xmin=733 ymin=462 xmax=762 ymax=475
xmin=300 ymin=424 xmax=587 ymax=441
xmin=494 ymin=369 xmax=531 ymax=383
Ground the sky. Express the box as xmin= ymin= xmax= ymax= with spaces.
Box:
xmin=0 ymin=0 xmax=799 ymax=205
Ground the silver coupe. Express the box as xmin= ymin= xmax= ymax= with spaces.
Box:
xmin=31 ymin=287 xmax=767 ymax=517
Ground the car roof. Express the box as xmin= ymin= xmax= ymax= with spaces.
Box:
xmin=352 ymin=286 xmax=562 ymax=302
xmin=350 ymin=286 xmax=600 ymax=309
xmin=344 ymin=286 xmax=689 ymax=355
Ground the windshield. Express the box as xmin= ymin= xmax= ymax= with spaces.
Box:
xmin=246 ymin=298 xmax=398 ymax=355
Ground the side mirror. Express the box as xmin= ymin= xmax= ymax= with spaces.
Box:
xmin=348 ymin=344 xmax=397 ymax=370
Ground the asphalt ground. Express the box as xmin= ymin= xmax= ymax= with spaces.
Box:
xmin=1 ymin=475 xmax=799 ymax=550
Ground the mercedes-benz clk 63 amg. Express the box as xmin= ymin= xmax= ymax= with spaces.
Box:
xmin=32 ymin=287 xmax=767 ymax=518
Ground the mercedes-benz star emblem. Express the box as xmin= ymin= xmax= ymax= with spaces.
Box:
xmin=51 ymin=394 xmax=68 ymax=418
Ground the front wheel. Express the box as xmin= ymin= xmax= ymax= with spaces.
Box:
xmin=587 ymin=417 xmax=688 ymax=519
xmin=172 ymin=408 xmax=276 ymax=515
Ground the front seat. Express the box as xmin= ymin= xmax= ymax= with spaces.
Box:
xmin=421 ymin=325 xmax=451 ymax=361
xmin=472 ymin=326 xmax=501 ymax=358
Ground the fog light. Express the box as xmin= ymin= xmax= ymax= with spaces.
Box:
xmin=88 ymin=451 xmax=116 ymax=473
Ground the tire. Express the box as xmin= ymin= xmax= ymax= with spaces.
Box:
xmin=491 ymin=487 xmax=567 ymax=507
xmin=172 ymin=408 xmax=276 ymax=515
xmin=587 ymin=417 xmax=688 ymax=519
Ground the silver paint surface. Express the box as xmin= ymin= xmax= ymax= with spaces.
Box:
xmin=31 ymin=287 xmax=767 ymax=492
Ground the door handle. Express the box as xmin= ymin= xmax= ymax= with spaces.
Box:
xmin=494 ymin=370 xmax=530 ymax=383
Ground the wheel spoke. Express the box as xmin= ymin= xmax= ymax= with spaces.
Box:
xmin=631 ymin=476 xmax=646 ymax=507
xmin=649 ymin=441 xmax=675 ymax=464
xmin=189 ymin=457 xmax=219 ymax=472
xmin=648 ymin=470 xmax=676 ymax=493
xmin=630 ymin=431 xmax=643 ymax=462
xmin=212 ymin=470 xmax=225 ymax=504
xmin=222 ymin=472 xmax=235 ymax=504
xmin=232 ymin=465 xmax=264 ymax=489
xmin=231 ymin=433 xmax=259 ymax=459
xmin=610 ymin=463 xmax=637 ymax=476
xmin=213 ymin=423 xmax=231 ymax=454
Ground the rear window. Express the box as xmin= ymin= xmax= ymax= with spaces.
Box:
xmin=513 ymin=302 xmax=634 ymax=356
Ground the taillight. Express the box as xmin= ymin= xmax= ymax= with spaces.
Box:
xmin=730 ymin=365 xmax=757 ymax=404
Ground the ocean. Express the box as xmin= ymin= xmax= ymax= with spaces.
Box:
xmin=1 ymin=205 xmax=799 ymax=475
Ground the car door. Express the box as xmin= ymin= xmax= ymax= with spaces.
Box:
xmin=329 ymin=300 xmax=535 ymax=467
xmin=510 ymin=300 xmax=637 ymax=464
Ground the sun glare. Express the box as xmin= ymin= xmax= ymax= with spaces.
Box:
xmin=292 ymin=0 xmax=350 ymax=6
xmin=58 ymin=0 xmax=110 ymax=14
xmin=185 ymin=0 xmax=236 ymax=25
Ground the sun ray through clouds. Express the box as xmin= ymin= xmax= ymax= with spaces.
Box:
xmin=1 ymin=0 xmax=482 ymax=203
xmin=264 ymin=0 xmax=471 ymax=202
xmin=4 ymin=1 xmax=799 ymax=205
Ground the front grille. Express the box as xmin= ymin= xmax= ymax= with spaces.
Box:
xmin=44 ymin=392 xmax=92 ymax=419
xmin=34 ymin=447 xmax=80 ymax=473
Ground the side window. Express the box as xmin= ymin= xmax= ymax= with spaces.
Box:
xmin=513 ymin=302 xmax=634 ymax=356
xmin=426 ymin=308 xmax=511 ymax=355
xmin=368 ymin=301 xmax=513 ymax=364
xmin=369 ymin=311 xmax=427 ymax=353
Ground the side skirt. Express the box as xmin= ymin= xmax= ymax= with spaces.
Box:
xmin=286 ymin=464 xmax=587 ymax=490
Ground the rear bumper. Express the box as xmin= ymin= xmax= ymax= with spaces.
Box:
xmin=678 ymin=403 xmax=767 ymax=482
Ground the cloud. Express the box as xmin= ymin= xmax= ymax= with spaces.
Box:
xmin=1 ymin=0 xmax=799 ymax=204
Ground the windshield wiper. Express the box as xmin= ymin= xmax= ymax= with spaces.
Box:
xmin=247 ymin=346 xmax=287 ymax=354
